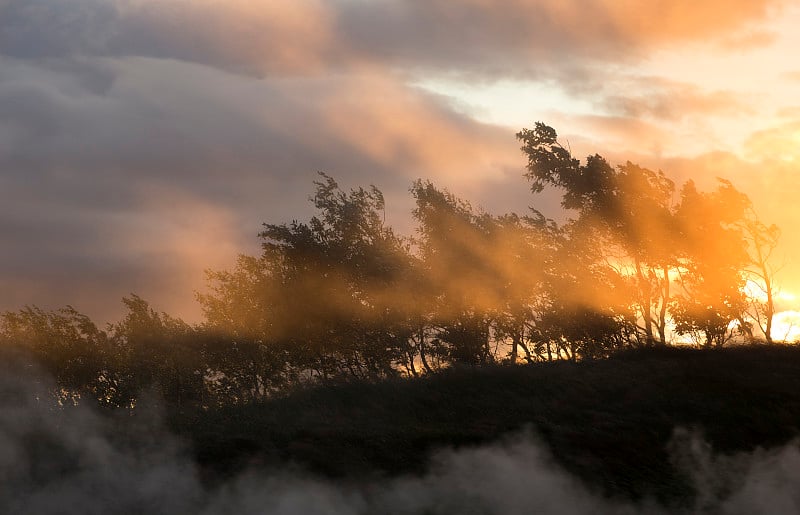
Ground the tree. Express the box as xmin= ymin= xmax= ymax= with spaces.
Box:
xmin=517 ymin=122 xmax=782 ymax=350
xmin=490 ymin=212 xmax=559 ymax=364
xmin=199 ymin=254 xmax=296 ymax=401
xmin=201 ymin=173 xmax=414 ymax=384
xmin=0 ymin=306 xmax=111 ymax=405
xmin=517 ymin=123 xmax=615 ymax=212
xmin=670 ymin=180 xmax=751 ymax=347
xmin=607 ymin=163 xmax=677 ymax=346
xmin=109 ymin=295 xmax=202 ymax=408
xmin=517 ymin=123 xmax=677 ymax=346
xmin=411 ymin=180 xmax=498 ymax=366
xmin=530 ymin=218 xmax=636 ymax=360
xmin=739 ymin=208 xmax=781 ymax=343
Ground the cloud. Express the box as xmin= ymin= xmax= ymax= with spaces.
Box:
xmin=0 ymin=0 xmax=787 ymax=79
xmin=337 ymin=0 xmax=787 ymax=77
xmin=781 ymin=70 xmax=800 ymax=81
xmin=745 ymin=120 xmax=800 ymax=161
xmin=543 ymin=113 xmax=674 ymax=159
xmin=715 ymin=29 xmax=777 ymax=51
xmin=0 ymin=55 xmax=537 ymax=322
xmin=597 ymin=80 xmax=747 ymax=122
xmin=0 ymin=0 xmax=339 ymax=76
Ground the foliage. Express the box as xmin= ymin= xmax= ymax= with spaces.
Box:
xmin=0 ymin=123 xmax=783 ymax=408
xmin=0 ymin=306 xmax=110 ymax=404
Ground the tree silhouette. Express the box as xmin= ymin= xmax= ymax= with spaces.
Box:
xmin=529 ymin=218 xmax=636 ymax=360
xmin=517 ymin=123 xmax=768 ymax=348
xmin=739 ymin=208 xmax=781 ymax=343
xmin=517 ymin=124 xmax=680 ymax=346
xmin=670 ymin=180 xmax=751 ymax=347
xmin=4 ymin=122 xmax=786 ymax=411
xmin=0 ymin=306 xmax=111 ymax=404
xmin=202 ymin=173 xmax=413 ymax=383
xmin=109 ymin=295 xmax=202 ymax=408
xmin=489 ymin=212 xmax=559 ymax=364
xmin=410 ymin=180 xmax=496 ymax=366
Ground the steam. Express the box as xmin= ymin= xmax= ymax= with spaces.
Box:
xmin=2 ymin=367 xmax=799 ymax=514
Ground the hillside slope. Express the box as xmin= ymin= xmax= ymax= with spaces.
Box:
xmin=172 ymin=346 xmax=800 ymax=504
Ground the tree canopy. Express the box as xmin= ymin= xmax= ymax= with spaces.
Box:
xmin=0 ymin=124 xmax=784 ymax=408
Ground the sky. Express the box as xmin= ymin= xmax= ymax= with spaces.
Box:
xmin=2 ymin=0 xmax=800 ymax=327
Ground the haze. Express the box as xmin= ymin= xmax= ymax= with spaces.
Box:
xmin=1 ymin=0 xmax=798 ymax=328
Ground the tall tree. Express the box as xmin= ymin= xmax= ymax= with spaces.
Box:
xmin=201 ymin=173 xmax=413 ymax=383
xmin=411 ymin=180 xmax=500 ymax=366
xmin=739 ymin=208 xmax=781 ymax=344
xmin=517 ymin=123 xmax=677 ymax=345
xmin=490 ymin=212 xmax=559 ymax=364
xmin=670 ymin=180 xmax=751 ymax=347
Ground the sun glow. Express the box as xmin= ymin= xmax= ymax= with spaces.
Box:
xmin=770 ymin=311 xmax=800 ymax=343
xmin=743 ymin=279 xmax=769 ymax=303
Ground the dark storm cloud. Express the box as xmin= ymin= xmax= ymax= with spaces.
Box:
xmin=345 ymin=4 xmax=634 ymax=78
xmin=0 ymin=54 xmax=515 ymax=192
xmin=0 ymin=52 xmax=531 ymax=322
xmin=0 ymin=0 xmax=786 ymax=78
xmin=0 ymin=0 xmax=118 ymax=59
xmin=0 ymin=0 xmax=340 ymax=75
xmin=332 ymin=0 xmax=785 ymax=77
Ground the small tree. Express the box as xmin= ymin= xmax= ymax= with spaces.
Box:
xmin=109 ymin=295 xmax=202 ymax=408
xmin=0 ymin=306 xmax=110 ymax=405
xmin=740 ymin=209 xmax=781 ymax=343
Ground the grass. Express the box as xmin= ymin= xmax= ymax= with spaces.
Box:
xmin=166 ymin=345 xmax=800 ymax=505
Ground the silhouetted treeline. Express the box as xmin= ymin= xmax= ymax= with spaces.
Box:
xmin=0 ymin=123 xmax=783 ymax=408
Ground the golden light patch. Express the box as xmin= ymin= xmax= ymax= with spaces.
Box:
xmin=771 ymin=310 xmax=800 ymax=342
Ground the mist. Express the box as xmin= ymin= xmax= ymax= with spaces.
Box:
xmin=2 ymin=362 xmax=799 ymax=515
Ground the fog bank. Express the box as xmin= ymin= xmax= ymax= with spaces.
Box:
xmin=2 ymin=367 xmax=799 ymax=514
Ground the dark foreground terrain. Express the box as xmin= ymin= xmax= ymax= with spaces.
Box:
xmin=168 ymin=345 xmax=800 ymax=505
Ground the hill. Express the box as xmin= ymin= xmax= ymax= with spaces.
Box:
xmin=168 ymin=345 xmax=800 ymax=505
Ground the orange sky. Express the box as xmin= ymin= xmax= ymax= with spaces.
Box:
xmin=0 ymin=0 xmax=798 ymax=326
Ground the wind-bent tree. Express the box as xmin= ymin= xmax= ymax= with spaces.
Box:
xmin=739 ymin=208 xmax=781 ymax=343
xmin=670 ymin=180 xmax=751 ymax=347
xmin=410 ymin=178 xmax=622 ymax=364
xmin=411 ymin=180 xmax=497 ymax=366
xmin=490 ymin=212 xmax=559 ymax=364
xmin=609 ymin=163 xmax=677 ymax=346
xmin=199 ymin=252 xmax=298 ymax=400
xmin=533 ymin=218 xmax=637 ymax=360
xmin=201 ymin=173 xmax=414 ymax=383
xmin=0 ymin=306 xmax=110 ymax=404
xmin=517 ymin=123 xmax=677 ymax=346
xmin=109 ymin=295 xmax=202 ymax=408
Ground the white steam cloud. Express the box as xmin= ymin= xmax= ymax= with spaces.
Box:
xmin=1 ymin=366 xmax=799 ymax=514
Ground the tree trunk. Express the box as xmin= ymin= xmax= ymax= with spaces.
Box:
xmin=418 ymin=325 xmax=433 ymax=373
xmin=635 ymin=258 xmax=655 ymax=345
xmin=657 ymin=265 xmax=669 ymax=345
xmin=510 ymin=330 xmax=522 ymax=364
xmin=762 ymin=262 xmax=775 ymax=344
